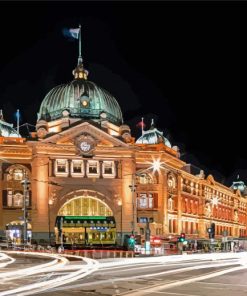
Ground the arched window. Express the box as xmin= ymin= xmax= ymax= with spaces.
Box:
xmin=3 ymin=165 xmax=31 ymax=208
xmin=136 ymin=172 xmax=156 ymax=184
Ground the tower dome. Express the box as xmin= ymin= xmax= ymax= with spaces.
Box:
xmin=231 ymin=175 xmax=247 ymax=196
xmin=0 ymin=110 xmax=20 ymax=138
xmin=37 ymin=79 xmax=123 ymax=125
xmin=37 ymin=26 xmax=123 ymax=126
xmin=136 ymin=119 xmax=171 ymax=147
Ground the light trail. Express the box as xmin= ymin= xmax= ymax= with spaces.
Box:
xmin=1 ymin=252 xmax=247 ymax=295
xmin=0 ymin=251 xmax=68 ymax=282
xmin=120 ymin=263 xmax=247 ymax=296
xmin=43 ymin=254 xmax=247 ymax=294
xmin=0 ymin=253 xmax=99 ymax=296
xmin=0 ymin=253 xmax=15 ymax=268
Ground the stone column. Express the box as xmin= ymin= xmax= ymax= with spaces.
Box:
xmin=177 ymin=173 xmax=182 ymax=234
xmin=121 ymin=158 xmax=136 ymax=235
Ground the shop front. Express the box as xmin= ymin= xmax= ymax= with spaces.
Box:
xmin=6 ymin=221 xmax=32 ymax=245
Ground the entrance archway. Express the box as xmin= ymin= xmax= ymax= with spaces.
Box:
xmin=55 ymin=196 xmax=116 ymax=246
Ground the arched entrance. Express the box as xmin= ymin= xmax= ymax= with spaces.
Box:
xmin=55 ymin=196 xmax=116 ymax=246
xmin=6 ymin=221 xmax=32 ymax=245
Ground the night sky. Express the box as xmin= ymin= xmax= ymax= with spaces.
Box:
xmin=0 ymin=2 xmax=246 ymax=186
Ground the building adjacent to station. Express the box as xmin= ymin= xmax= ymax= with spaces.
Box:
xmin=0 ymin=45 xmax=247 ymax=247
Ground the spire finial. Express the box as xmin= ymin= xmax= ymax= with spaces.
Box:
xmin=150 ymin=118 xmax=155 ymax=129
xmin=72 ymin=24 xmax=88 ymax=80
xmin=237 ymin=174 xmax=240 ymax=180
xmin=78 ymin=24 xmax=82 ymax=65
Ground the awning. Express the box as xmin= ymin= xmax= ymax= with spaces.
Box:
xmin=55 ymin=216 xmax=116 ymax=228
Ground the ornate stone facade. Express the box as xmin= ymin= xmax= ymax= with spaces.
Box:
xmin=0 ymin=44 xmax=247 ymax=246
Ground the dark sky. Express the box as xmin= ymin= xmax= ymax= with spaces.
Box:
xmin=0 ymin=2 xmax=247 ymax=186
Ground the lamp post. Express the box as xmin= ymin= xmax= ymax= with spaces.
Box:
xmin=21 ymin=175 xmax=30 ymax=247
xmin=48 ymin=198 xmax=54 ymax=246
xmin=129 ymin=177 xmax=137 ymax=235
xmin=117 ymin=199 xmax=123 ymax=245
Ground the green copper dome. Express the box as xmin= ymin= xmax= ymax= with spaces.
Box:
xmin=37 ymin=79 xmax=123 ymax=125
xmin=0 ymin=110 xmax=20 ymax=138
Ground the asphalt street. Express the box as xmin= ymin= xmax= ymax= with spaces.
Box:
xmin=1 ymin=252 xmax=247 ymax=296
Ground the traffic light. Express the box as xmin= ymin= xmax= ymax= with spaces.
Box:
xmin=178 ymin=233 xmax=186 ymax=242
xmin=128 ymin=234 xmax=135 ymax=250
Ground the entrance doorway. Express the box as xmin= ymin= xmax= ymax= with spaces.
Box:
xmin=55 ymin=196 xmax=116 ymax=246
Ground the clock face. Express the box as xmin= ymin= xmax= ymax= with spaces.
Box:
xmin=76 ymin=134 xmax=96 ymax=156
xmin=80 ymin=141 xmax=91 ymax=152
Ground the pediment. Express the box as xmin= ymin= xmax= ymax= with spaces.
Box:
xmin=41 ymin=122 xmax=129 ymax=148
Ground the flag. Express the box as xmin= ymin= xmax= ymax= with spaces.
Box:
xmin=15 ymin=109 xmax=21 ymax=122
xmin=62 ymin=28 xmax=80 ymax=40
xmin=136 ymin=120 xmax=146 ymax=129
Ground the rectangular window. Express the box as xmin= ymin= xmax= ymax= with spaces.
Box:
xmin=7 ymin=190 xmax=13 ymax=207
xmin=102 ymin=161 xmax=115 ymax=178
xmin=137 ymin=193 xmax=154 ymax=209
xmin=6 ymin=190 xmax=29 ymax=207
xmin=139 ymin=217 xmax=148 ymax=223
xmin=71 ymin=160 xmax=84 ymax=177
xmin=55 ymin=159 xmax=68 ymax=176
xmin=139 ymin=193 xmax=148 ymax=208
xmin=57 ymin=160 xmax=66 ymax=172
xmin=13 ymin=192 xmax=23 ymax=207
xmin=87 ymin=160 xmax=99 ymax=176
xmin=104 ymin=161 xmax=113 ymax=174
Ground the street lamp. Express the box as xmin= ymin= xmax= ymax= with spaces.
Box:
xmin=48 ymin=198 xmax=54 ymax=246
xmin=21 ymin=174 xmax=30 ymax=248
xmin=117 ymin=199 xmax=123 ymax=245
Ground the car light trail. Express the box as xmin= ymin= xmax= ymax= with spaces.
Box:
xmin=0 ymin=253 xmax=99 ymax=296
xmin=0 ymin=253 xmax=15 ymax=268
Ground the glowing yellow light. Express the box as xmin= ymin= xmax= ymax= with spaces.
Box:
xmin=82 ymin=100 xmax=88 ymax=107
xmin=117 ymin=199 xmax=122 ymax=206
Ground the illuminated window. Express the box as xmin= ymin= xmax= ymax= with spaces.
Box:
xmin=87 ymin=160 xmax=99 ymax=176
xmin=58 ymin=196 xmax=112 ymax=217
xmin=55 ymin=159 xmax=68 ymax=176
xmin=102 ymin=161 xmax=115 ymax=178
xmin=71 ymin=160 xmax=84 ymax=176
xmin=139 ymin=217 xmax=148 ymax=223
xmin=137 ymin=193 xmax=153 ymax=209
xmin=7 ymin=191 xmax=27 ymax=207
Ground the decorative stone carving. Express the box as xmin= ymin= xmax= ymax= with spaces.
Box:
xmin=204 ymin=201 xmax=212 ymax=217
xmin=234 ymin=209 xmax=239 ymax=222
xmin=75 ymin=133 xmax=96 ymax=156
xmin=37 ymin=127 xmax=48 ymax=139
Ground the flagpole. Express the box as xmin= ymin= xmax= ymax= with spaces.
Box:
xmin=17 ymin=109 xmax=20 ymax=136
xmin=78 ymin=24 xmax=82 ymax=65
